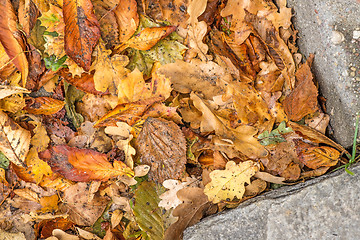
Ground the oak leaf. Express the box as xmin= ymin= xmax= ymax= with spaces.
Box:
xmin=298 ymin=146 xmax=340 ymax=170
xmin=63 ymin=0 xmax=100 ymax=71
xmin=0 ymin=0 xmax=29 ymax=85
xmin=39 ymin=145 xmax=134 ymax=182
xmin=136 ymin=117 xmax=187 ymax=183
xmin=191 ymin=93 xmax=268 ymax=159
xmin=164 ymin=187 xmax=214 ymax=240
xmin=0 ymin=110 xmax=30 ymax=167
xmin=204 ymin=160 xmax=260 ymax=203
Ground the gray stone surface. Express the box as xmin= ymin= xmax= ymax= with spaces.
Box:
xmin=184 ymin=164 xmax=360 ymax=240
xmin=286 ymin=0 xmax=360 ymax=147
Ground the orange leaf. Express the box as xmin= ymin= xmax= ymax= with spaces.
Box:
xmin=35 ymin=218 xmax=74 ymax=239
xmin=63 ymin=0 xmax=100 ymax=71
xmin=283 ymin=55 xmax=318 ymax=121
xmin=0 ymin=0 xmax=29 ymax=85
xmin=25 ymin=97 xmax=65 ymax=115
xmin=123 ymin=26 xmax=176 ymax=51
xmin=39 ymin=145 xmax=134 ymax=182
xmin=58 ymin=68 xmax=105 ymax=95
xmin=94 ymin=97 xmax=163 ymax=127
xmin=39 ymin=194 xmax=59 ymax=213
xmin=113 ymin=0 xmax=139 ymax=43
xmin=298 ymin=146 xmax=340 ymax=169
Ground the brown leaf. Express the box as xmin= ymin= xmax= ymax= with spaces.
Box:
xmin=164 ymin=188 xmax=213 ymax=240
xmin=60 ymin=182 xmax=109 ymax=225
xmin=18 ymin=0 xmax=40 ymax=36
xmin=25 ymin=97 xmax=65 ymax=115
xmin=122 ymin=26 xmax=176 ymax=51
xmin=0 ymin=0 xmax=29 ymax=85
xmin=58 ymin=68 xmax=105 ymax=95
xmin=35 ymin=218 xmax=74 ymax=239
xmin=113 ymin=0 xmax=139 ymax=43
xmin=0 ymin=110 xmax=30 ymax=167
xmin=38 ymin=145 xmax=134 ymax=182
xmin=63 ymin=0 xmax=100 ymax=71
xmin=298 ymin=146 xmax=340 ymax=169
xmin=136 ymin=117 xmax=187 ymax=183
xmin=283 ymin=55 xmax=318 ymax=121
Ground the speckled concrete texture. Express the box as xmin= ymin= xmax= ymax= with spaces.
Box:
xmin=184 ymin=164 xmax=360 ymax=240
xmin=286 ymin=0 xmax=360 ymax=147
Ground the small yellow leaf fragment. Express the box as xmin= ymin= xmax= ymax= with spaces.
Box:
xmin=0 ymin=168 xmax=8 ymax=186
xmin=204 ymin=160 xmax=260 ymax=203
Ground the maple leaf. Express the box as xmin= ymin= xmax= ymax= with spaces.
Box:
xmin=63 ymin=0 xmax=100 ymax=71
xmin=39 ymin=145 xmax=134 ymax=182
xmin=0 ymin=0 xmax=29 ymax=86
xmin=204 ymin=160 xmax=260 ymax=203
xmin=0 ymin=110 xmax=30 ymax=167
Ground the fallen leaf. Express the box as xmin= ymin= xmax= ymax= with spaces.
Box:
xmin=35 ymin=218 xmax=74 ymax=239
xmin=204 ymin=160 xmax=260 ymax=203
xmin=63 ymin=0 xmax=100 ymax=70
xmin=244 ymin=179 xmax=267 ymax=197
xmin=0 ymin=0 xmax=29 ymax=85
xmin=39 ymin=145 xmax=134 ymax=182
xmin=254 ymin=171 xmax=285 ymax=184
xmin=13 ymin=188 xmax=40 ymax=203
xmin=0 ymin=85 xmax=30 ymax=100
xmin=0 ymin=110 xmax=30 ymax=167
xmin=76 ymin=227 xmax=102 ymax=240
xmin=136 ymin=118 xmax=187 ymax=183
xmin=283 ymin=55 xmax=318 ymax=121
xmin=25 ymin=97 xmax=65 ymax=115
xmin=0 ymin=168 xmax=8 ymax=185
xmin=298 ymin=146 xmax=340 ymax=169
xmin=110 ymin=209 xmax=123 ymax=229
xmin=191 ymin=93 xmax=268 ymax=159
xmin=113 ymin=0 xmax=139 ymax=43
xmin=60 ymin=182 xmax=109 ymax=226
xmin=30 ymin=121 xmax=50 ymax=152
xmin=0 ymin=229 xmax=26 ymax=240
xmin=51 ymin=229 xmax=80 ymax=240
xmin=25 ymin=147 xmax=53 ymax=184
xmin=39 ymin=194 xmax=59 ymax=213
xmin=164 ymin=187 xmax=213 ymax=240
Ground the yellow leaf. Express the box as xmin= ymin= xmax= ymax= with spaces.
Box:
xmin=111 ymin=209 xmax=123 ymax=229
xmin=30 ymin=121 xmax=50 ymax=152
xmin=0 ymin=168 xmax=8 ymax=186
xmin=0 ymin=93 xmax=26 ymax=113
xmin=0 ymin=110 xmax=30 ymax=167
xmin=0 ymin=85 xmax=30 ymax=100
xmin=25 ymin=148 xmax=52 ymax=184
xmin=13 ymin=188 xmax=40 ymax=203
xmin=39 ymin=194 xmax=59 ymax=213
xmin=204 ymin=160 xmax=259 ymax=203
xmin=90 ymin=42 xmax=129 ymax=93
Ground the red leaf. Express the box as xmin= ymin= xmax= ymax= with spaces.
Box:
xmin=63 ymin=0 xmax=100 ymax=71
xmin=39 ymin=145 xmax=134 ymax=182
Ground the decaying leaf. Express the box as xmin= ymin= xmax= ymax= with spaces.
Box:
xmin=298 ymin=146 xmax=340 ymax=169
xmin=60 ymin=182 xmax=109 ymax=226
xmin=136 ymin=117 xmax=187 ymax=183
xmin=0 ymin=110 xmax=30 ymax=167
xmin=204 ymin=161 xmax=260 ymax=203
xmin=63 ymin=0 xmax=100 ymax=70
xmin=39 ymin=145 xmax=134 ymax=182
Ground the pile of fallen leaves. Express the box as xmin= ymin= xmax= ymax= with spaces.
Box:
xmin=0 ymin=0 xmax=350 ymax=239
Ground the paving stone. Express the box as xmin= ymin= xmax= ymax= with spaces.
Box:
xmin=184 ymin=164 xmax=360 ymax=240
xmin=286 ymin=0 xmax=360 ymax=147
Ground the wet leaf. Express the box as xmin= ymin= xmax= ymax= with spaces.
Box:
xmin=136 ymin=117 xmax=187 ymax=183
xmin=63 ymin=0 xmax=100 ymax=71
xmin=39 ymin=145 xmax=134 ymax=182
xmin=204 ymin=160 xmax=260 ymax=203
xmin=0 ymin=110 xmax=30 ymax=167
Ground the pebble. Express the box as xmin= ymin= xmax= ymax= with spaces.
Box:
xmin=331 ymin=31 xmax=345 ymax=44
xmin=353 ymin=30 xmax=360 ymax=39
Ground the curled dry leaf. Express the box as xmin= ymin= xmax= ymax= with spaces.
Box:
xmin=0 ymin=0 xmax=29 ymax=85
xmin=113 ymin=0 xmax=139 ymax=43
xmin=136 ymin=117 xmax=187 ymax=183
xmin=164 ymin=187 xmax=213 ymax=240
xmin=0 ymin=85 xmax=30 ymax=100
xmin=204 ymin=160 xmax=260 ymax=203
xmin=0 ymin=110 xmax=30 ymax=167
xmin=298 ymin=146 xmax=340 ymax=170
xmin=60 ymin=182 xmax=109 ymax=226
xmin=25 ymin=97 xmax=65 ymax=115
xmin=39 ymin=145 xmax=134 ymax=182
xmin=63 ymin=0 xmax=100 ymax=71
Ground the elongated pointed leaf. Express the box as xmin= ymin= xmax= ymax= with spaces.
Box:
xmin=113 ymin=0 xmax=139 ymax=43
xmin=63 ymin=0 xmax=100 ymax=71
xmin=0 ymin=0 xmax=29 ymax=85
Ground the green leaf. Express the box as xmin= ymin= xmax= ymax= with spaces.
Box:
xmin=44 ymin=55 xmax=67 ymax=72
xmin=277 ymin=121 xmax=293 ymax=134
xmin=258 ymin=121 xmax=293 ymax=146
xmin=44 ymin=31 xmax=59 ymax=37
xmin=64 ymin=81 xmax=85 ymax=129
xmin=28 ymin=20 xmax=46 ymax=53
xmin=132 ymin=181 xmax=171 ymax=240
xmin=0 ymin=152 xmax=9 ymax=169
